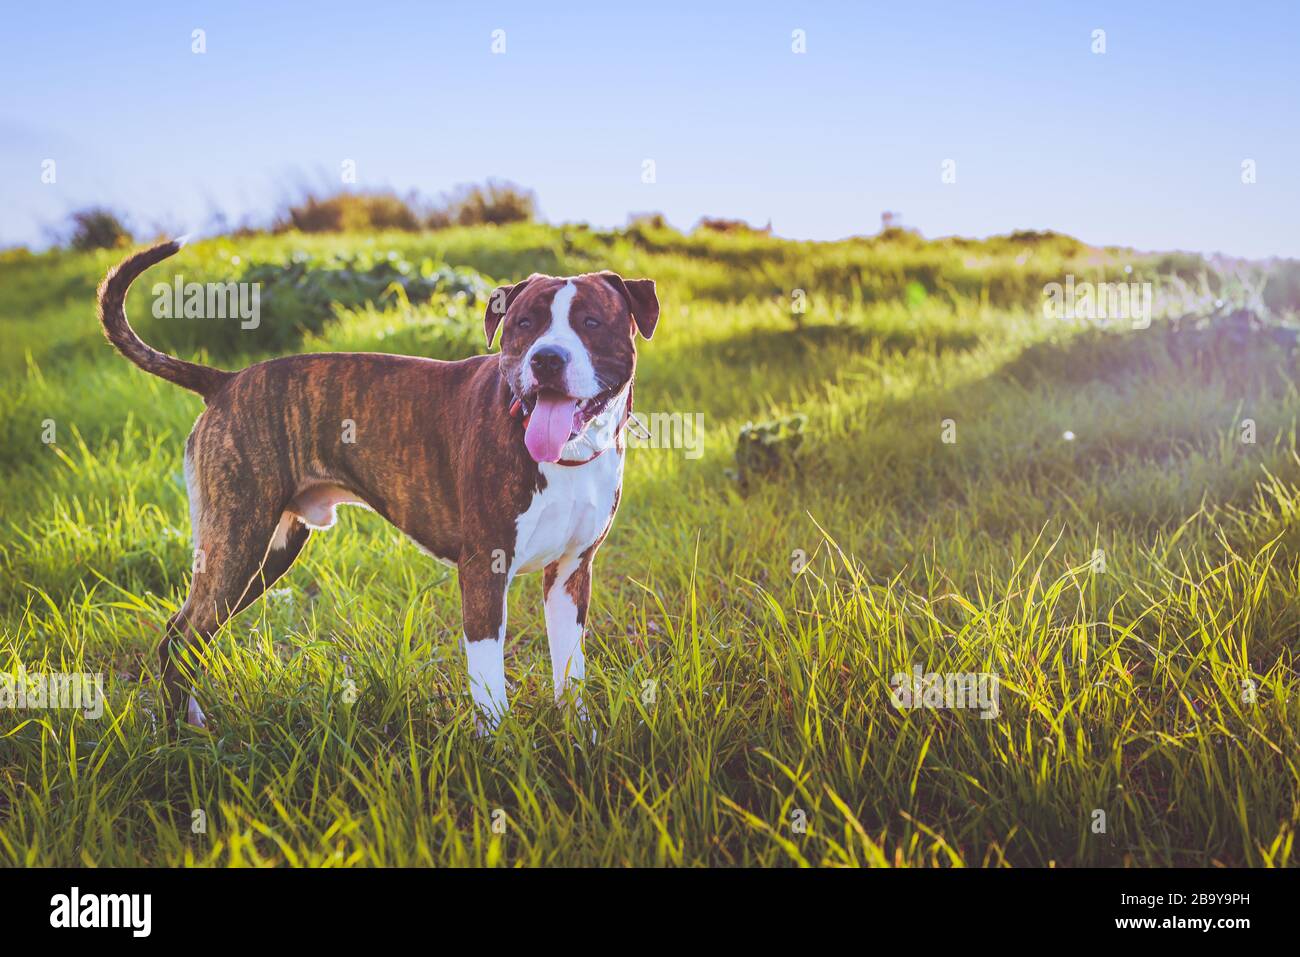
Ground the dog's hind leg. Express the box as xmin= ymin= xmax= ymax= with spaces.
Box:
xmin=233 ymin=519 xmax=311 ymax=616
xmin=159 ymin=505 xmax=307 ymax=731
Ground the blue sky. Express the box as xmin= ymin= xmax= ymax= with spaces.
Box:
xmin=2 ymin=1 xmax=1297 ymax=256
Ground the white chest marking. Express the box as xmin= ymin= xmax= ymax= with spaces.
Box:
xmin=511 ymin=450 xmax=623 ymax=575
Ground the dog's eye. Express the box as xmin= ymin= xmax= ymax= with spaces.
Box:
xmin=583 ymin=317 xmax=600 ymax=329
xmin=518 ymin=317 xmax=533 ymax=330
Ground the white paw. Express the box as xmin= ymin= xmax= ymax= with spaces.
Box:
xmin=577 ymin=703 xmax=597 ymax=744
xmin=465 ymin=634 xmax=507 ymax=736
xmin=571 ymin=694 xmax=590 ymax=724
xmin=186 ymin=695 xmax=208 ymax=729
xmin=559 ymin=691 xmax=596 ymax=743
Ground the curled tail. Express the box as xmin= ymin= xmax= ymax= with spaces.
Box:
xmin=96 ymin=240 xmax=233 ymax=400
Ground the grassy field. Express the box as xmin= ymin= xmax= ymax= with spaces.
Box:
xmin=1 ymin=223 xmax=1298 ymax=866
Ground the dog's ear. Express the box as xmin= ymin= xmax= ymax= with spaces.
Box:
xmin=484 ymin=275 xmax=539 ymax=347
xmin=596 ymin=272 xmax=660 ymax=340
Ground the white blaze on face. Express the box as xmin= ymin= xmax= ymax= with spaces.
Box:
xmin=522 ymin=281 xmax=599 ymax=398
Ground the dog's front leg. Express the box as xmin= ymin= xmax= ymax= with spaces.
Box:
xmin=543 ymin=552 xmax=594 ymax=718
xmin=460 ymin=552 xmax=510 ymax=732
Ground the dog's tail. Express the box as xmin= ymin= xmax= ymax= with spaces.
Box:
xmin=96 ymin=239 xmax=234 ymax=400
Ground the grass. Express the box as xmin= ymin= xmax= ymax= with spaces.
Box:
xmin=1 ymin=224 xmax=1298 ymax=866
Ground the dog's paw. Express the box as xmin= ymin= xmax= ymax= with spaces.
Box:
xmin=473 ymin=708 xmax=504 ymax=739
xmin=568 ymin=696 xmax=597 ymax=744
xmin=186 ymin=696 xmax=208 ymax=730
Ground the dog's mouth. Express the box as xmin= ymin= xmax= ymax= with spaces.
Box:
xmin=520 ymin=386 xmax=617 ymax=463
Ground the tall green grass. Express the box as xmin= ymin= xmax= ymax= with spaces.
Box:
xmin=1 ymin=224 xmax=1297 ymax=866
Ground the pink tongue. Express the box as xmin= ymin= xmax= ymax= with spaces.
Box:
xmin=525 ymin=392 xmax=580 ymax=463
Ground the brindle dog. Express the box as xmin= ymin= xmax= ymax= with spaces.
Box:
xmin=97 ymin=240 xmax=658 ymax=732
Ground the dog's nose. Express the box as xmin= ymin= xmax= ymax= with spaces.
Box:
xmin=530 ymin=345 xmax=569 ymax=378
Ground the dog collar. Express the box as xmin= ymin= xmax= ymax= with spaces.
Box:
xmin=510 ymin=383 xmax=634 ymax=467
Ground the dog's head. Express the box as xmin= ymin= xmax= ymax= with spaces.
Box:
xmin=485 ymin=271 xmax=659 ymax=463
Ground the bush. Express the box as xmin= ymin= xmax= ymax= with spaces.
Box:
xmin=727 ymin=414 xmax=808 ymax=494
xmin=274 ymin=181 xmax=538 ymax=233
xmin=276 ymin=192 xmax=423 ymax=234
xmin=1002 ymin=229 xmax=1085 ymax=253
xmin=1262 ymin=259 xmax=1300 ymax=318
xmin=140 ymin=251 xmax=491 ymax=357
xmin=439 ymin=179 xmax=537 ymax=227
xmin=245 ymin=252 xmax=489 ymax=350
xmin=67 ymin=208 xmax=133 ymax=251
xmin=628 ymin=212 xmax=670 ymax=230
xmin=694 ymin=216 xmax=770 ymax=234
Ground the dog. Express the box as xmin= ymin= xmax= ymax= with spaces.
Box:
xmin=96 ymin=240 xmax=659 ymax=731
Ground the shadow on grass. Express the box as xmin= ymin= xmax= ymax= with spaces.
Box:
xmin=682 ymin=315 xmax=1300 ymax=549
xmin=712 ymin=321 xmax=980 ymax=367
xmin=1000 ymin=315 xmax=1299 ymax=393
